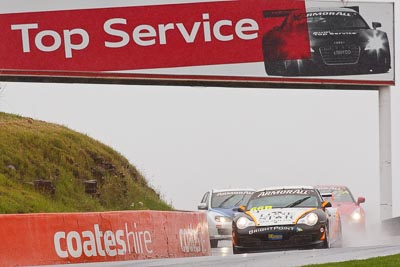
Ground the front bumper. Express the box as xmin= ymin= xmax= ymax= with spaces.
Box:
xmin=286 ymin=47 xmax=390 ymax=76
xmin=209 ymin=223 xmax=232 ymax=241
xmin=341 ymin=215 xmax=366 ymax=232
xmin=232 ymin=224 xmax=325 ymax=252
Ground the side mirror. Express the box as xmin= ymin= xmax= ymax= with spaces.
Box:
xmin=357 ymin=197 xmax=365 ymax=205
xmin=197 ymin=203 xmax=208 ymax=210
xmin=372 ymin=22 xmax=382 ymax=29
xmin=320 ymin=192 xmax=333 ymax=201
xmin=322 ymin=201 xmax=332 ymax=208
xmin=238 ymin=205 xmax=246 ymax=212
xmin=320 ymin=192 xmax=332 ymax=198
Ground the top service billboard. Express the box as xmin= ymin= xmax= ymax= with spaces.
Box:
xmin=0 ymin=0 xmax=395 ymax=87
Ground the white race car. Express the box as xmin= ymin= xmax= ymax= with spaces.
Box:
xmin=198 ymin=188 xmax=255 ymax=248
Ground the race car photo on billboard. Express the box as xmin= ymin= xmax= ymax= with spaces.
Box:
xmin=232 ymin=186 xmax=342 ymax=254
xmin=262 ymin=5 xmax=391 ymax=76
xmin=198 ymin=188 xmax=255 ymax=248
xmin=315 ymin=185 xmax=366 ymax=233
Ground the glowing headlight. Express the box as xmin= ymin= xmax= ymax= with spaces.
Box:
xmin=215 ymin=216 xmax=231 ymax=223
xmin=365 ymin=33 xmax=385 ymax=51
xmin=351 ymin=208 xmax=362 ymax=221
xmin=236 ymin=217 xmax=255 ymax=229
xmin=298 ymin=213 xmax=319 ymax=226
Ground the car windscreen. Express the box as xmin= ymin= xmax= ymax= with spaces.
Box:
xmin=319 ymin=188 xmax=355 ymax=203
xmin=247 ymin=189 xmax=320 ymax=210
xmin=307 ymin=12 xmax=369 ymax=30
xmin=211 ymin=191 xmax=253 ymax=209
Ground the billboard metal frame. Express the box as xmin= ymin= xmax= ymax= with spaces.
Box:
xmin=1 ymin=76 xmax=393 ymax=221
xmin=0 ymin=0 xmax=395 ymax=87
xmin=0 ymin=73 xmax=384 ymax=90
xmin=0 ymin=0 xmax=395 ymax=220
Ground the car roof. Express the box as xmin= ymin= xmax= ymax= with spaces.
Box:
xmin=256 ymin=185 xmax=315 ymax=192
xmin=306 ymin=7 xmax=358 ymax=13
xmin=315 ymin=185 xmax=350 ymax=191
xmin=211 ymin=188 xmax=255 ymax=193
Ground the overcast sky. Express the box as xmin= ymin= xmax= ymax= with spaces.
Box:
xmin=0 ymin=0 xmax=398 ymax=226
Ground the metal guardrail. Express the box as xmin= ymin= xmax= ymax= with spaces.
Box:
xmin=381 ymin=217 xmax=400 ymax=236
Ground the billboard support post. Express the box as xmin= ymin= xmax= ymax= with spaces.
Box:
xmin=379 ymin=86 xmax=393 ymax=221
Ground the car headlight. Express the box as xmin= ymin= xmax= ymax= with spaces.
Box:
xmin=365 ymin=32 xmax=385 ymax=51
xmin=351 ymin=208 xmax=362 ymax=221
xmin=236 ymin=217 xmax=255 ymax=229
xmin=298 ymin=212 xmax=318 ymax=226
xmin=215 ymin=216 xmax=231 ymax=223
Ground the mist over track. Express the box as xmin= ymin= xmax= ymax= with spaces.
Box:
xmin=59 ymin=231 xmax=400 ymax=267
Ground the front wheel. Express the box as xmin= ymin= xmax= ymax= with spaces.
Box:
xmin=323 ymin=226 xmax=331 ymax=249
xmin=264 ymin=60 xmax=301 ymax=76
xmin=264 ymin=60 xmax=286 ymax=76
xmin=232 ymin=245 xmax=245 ymax=254
xmin=375 ymin=54 xmax=390 ymax=73
xmin=334 ymin=221 xmax=343 ymax=248
xmin=210 ymin=239 xmax=218 ymax=248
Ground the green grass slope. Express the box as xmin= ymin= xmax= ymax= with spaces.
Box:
xmin=304 ymin=253 xmax=400 ymax=267
xmin=0 ymin=112 xmax=172 ymax=213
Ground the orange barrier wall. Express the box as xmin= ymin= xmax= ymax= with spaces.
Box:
xmin=0 ymin=211 xmax=210 ymax=266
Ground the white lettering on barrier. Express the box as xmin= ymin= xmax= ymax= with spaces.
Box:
xmin=179 ymin=224 xmax=206 ymax=253
xmin=53 ymin=223 xmax=152 ymax=259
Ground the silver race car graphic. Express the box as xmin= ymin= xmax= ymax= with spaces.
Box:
xmin=262 ymin=6 xmax=391 ymax=76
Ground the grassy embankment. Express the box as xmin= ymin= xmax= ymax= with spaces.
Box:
xmin=304 ymin=253 xmax=400 ymax=267
xmin=0 ymin=112 xmax=172 ymax=213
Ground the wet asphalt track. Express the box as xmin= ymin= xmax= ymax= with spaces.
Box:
xmin=57 ymin=231 xmax=400 ymax=267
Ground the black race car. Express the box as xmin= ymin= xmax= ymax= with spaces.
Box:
xmin=262 ymin=7 xmax=391 ymax=76
xmin=232 ymin=186 xmax=342 ymax=254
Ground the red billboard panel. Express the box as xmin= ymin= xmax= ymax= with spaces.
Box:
xmin=0 ymin=0 xmax=395 ymax=87
xmin=0 ymin=211 xmax=210 ymax=265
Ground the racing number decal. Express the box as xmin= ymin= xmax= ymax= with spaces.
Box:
xmin=250 ymin=206 xmax=272 ymax=211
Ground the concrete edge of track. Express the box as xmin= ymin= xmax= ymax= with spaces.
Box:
xmin=381 ymin=217 xmax=400 ymax=236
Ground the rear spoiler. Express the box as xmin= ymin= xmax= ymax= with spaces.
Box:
xmin=346 ymin=6 xmax=360 ymax=13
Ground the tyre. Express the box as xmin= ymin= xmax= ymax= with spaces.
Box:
xmin=375 ymin=54 xmax=390 ymax=73
xmin=323 ymin=225 xmax=331 ymax=249
xmin=232 ymin=245 xmax=245 ymax=254
xmin=334 ymin=221 xmax=343 ymax=248
xmin=264 ymin=60 xmax=286 ymax=76
xmin=264 ymin=60 xmax=301 ymax=76
xmin=210 ymin=239 xmax=219 ymax=248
